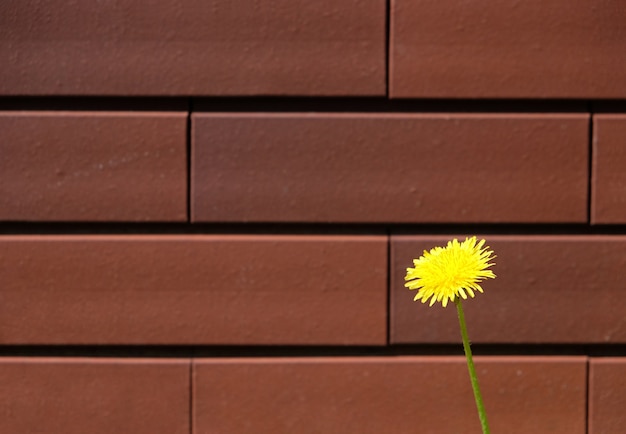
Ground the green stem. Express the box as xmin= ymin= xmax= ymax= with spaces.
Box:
xmin=455 ymin=298 xmax=490 ymax=434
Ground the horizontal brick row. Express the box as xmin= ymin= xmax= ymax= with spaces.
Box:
xmin=8 ymin=356 xmax=626 ymax=433
xmin=6 ymin=111 xmax=614 ymax=224
xmin=192 ymin=113 xmax=589 ymax=223
xmin=392 ymin=235 xmax=626 ymax=344
xmin=0 ymin=235 xmax=386 ymax=345
xmin=0 ymin=356 xmax=591 ymax=434
xmin=0 ymin=358 xmax=189 ymax=434
xmin=390 ymin=0 xmax=626 ymax=98
xmin=5 ymin=112 xmax=626 ymax=224
xmin=0 ymin=112 xmax=187 ymax=222
xmin=592 ymin=115 xmax=626 ymax=224
xmin=3 ymin=235 xmax=626 ymax=345
xmin=0 ymin=0 xmax=385 ymax=96
xmin=3 ymin=1 xmax=625 ymax=98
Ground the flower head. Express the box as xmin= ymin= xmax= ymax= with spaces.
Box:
xmin=405 ymin=236 xmax=496 ymax=308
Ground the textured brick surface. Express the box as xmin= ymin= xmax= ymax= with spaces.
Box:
xmin=592 ymin=115 xmax=626 ymax=224
xmin=0 ymin=112 xmax=186 ymax=221
xmin=391 ymin=235 xmax=626 ymax=344
xmin=589 ymin=358 xmax=626 ymax=434
xmin=390 ymin=0 xmax=626 ymax=98
xmin=0 ymin=0 xmax=385 ymax=96
xmin=194 ymin=356 xmax=586 ymax=434
xmin=0 ymin=358 xmax=189 ymax=434
xmin=192 ymin=113 xmax=588 ymax=223
xmin=0 ymin=235 xmax=386 ymax=345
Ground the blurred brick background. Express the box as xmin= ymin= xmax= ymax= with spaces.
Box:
xmin=1 ymin=1 xmax=625 ymax=433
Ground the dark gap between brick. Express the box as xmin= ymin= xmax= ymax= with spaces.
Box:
xmin=4 ymin=222 xmax=626 ymax=236
xmin=0 ymin=96 xmax=601 ymax=113
xmin=0 ymin=344 xmax=624 ymax=359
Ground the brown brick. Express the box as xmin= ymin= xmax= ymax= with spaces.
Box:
xmin=391 ymin=235 xmax=626 ymax=344
xmin=390 ymin=0 xmax=626 ymax=98
xmin=589 ymin=358 xmax=626 ymax=434
xmin=192 ymin=113 xmax=588 ymax=223
xmin=0 ymin=358 xmax=189 ymax=434
xmin=0 ymin=0 xmax=385 ymax=96
xmin=592 ymin=115 xmax=626 ymax=224
xmin=194 ymin=356 xmax=586 ymax=434
xmin=0 ymin=235 xmax=386 ymax=345
xmin=0 ymin=112 xmax=186 ymax=221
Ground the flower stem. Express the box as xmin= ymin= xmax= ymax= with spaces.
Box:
xmin=455 ymin=298 xmax=490 ymax=434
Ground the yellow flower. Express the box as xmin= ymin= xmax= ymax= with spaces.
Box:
xmin=405 ymin=236 xmax=496 ymax=308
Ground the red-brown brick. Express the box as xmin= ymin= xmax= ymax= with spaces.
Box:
xmin=589 ymin=358 xmax=626 ymax=434
xmin=0 ymin=235 xmax=386 ymax=345
xmin=193 ymin=356 xmax=586 ymax=434
xmin=0 ymin=112 xmax=187 ymax=221
xmin=592 ymin=115 xmax=626 ymax=224
xmin=192 ymin=113 xmax=588 ymax=223
xmin=0 ymin=358 xmax=189 ymax=434
xmin=0 ymin=0 xmax=385 ymax=96
xmin=391 ymin=235 xmax=626 ymax=344
xmin=390 ymin=0 xmax=626 ymax=98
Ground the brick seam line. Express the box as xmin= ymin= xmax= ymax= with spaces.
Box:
xmin=385 ymin=0 xmax=391 ymax=98
xmin=588 ymin=105 xmax=594 ymax=225
xmin=186 ymin=99 xmax=193 ymax=223
xmin=189 ymin=360 xmax=194 ymax=434
xmin=585 ymin=357 xmax=590 ymax=434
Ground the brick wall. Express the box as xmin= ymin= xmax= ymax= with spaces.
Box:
xmin=1 ymin=1 xmax=625 ymax=433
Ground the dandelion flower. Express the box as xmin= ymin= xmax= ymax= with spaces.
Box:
xmin=405 ymin=236 xmax=496 ymax=308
